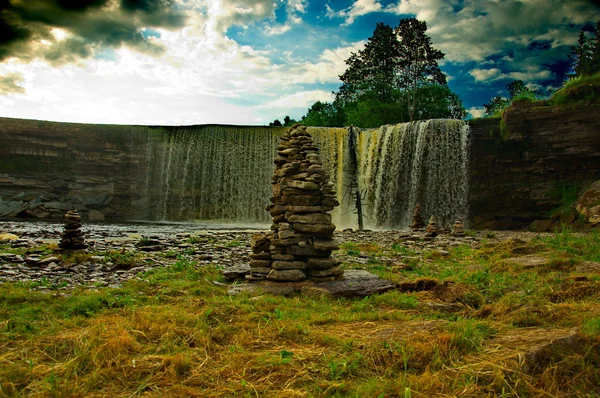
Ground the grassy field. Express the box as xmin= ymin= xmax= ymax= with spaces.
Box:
xmin=1 ymin=230 xmax=599 ymax=397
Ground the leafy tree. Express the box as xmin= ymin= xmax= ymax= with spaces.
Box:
xmin=301 ymin=101 xmax=346 ymax=127
xmin=269 ymin=119 xmax=282 ymax=127
xmin=483 ymin=80 xmax=544 ymax=117
xmin=344 ymin=93 xmax=407 ymax=128
xmin=283 ymin=116 xmax=297 ymax=127
xmin=413 ymin=84 xmax=467 ymax=120
xmin=337 ymin=23 xmax=401 ymax=104
xmin=569 ymin=20 xmax=600 ymax=77
xmin=395 ymin=18 xmax=447 ymax=121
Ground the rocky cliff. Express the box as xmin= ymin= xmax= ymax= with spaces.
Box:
xmin=468 ymin=103 xmax=600 ymax=229
xmin=0 ymin=118 xmax=141 ymax=220
xmin=1 ymin=102 xmax=599 ymax=228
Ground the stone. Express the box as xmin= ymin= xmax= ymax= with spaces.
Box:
xmin=221 ymin=264 xmax=251 ymax=280
xmin=247 ymin=123 xmax=343 ymax=283
xmin=285 ymin=180 xmax=320 ymax=191
xmin=58 ymin=209 xmax=88 ymax=251
xmin=576 ymin=180 xmax=600 ymax=224
xmin=250 ymin=252 xmax=271 ymax=260
xmin=307 ymin=266 xmax=343 ymax=278
xmin=267 ymin=269 xmax=306 ymax=282
xmin=307 ymin=257 xmax=340 ymax=270
xmin=249 ymin=259 xmax=272 ymax=268
xmin=281 ymin=195 xmax=322 ymax=206
xmin=424 ymin=215 xmax=438 ymax=238
xmin=313 ymin=238 xmax=340 ymax=251
xmin=287 ymin=213 xmax=332 ymax=224
xmin=0 ymin=233 xmax=19 ymax=242
xmin=292 ymin=223 xmax=336 ymax=236
xmin=410 ymin=204 xmax=425 ymax=231
xmin=271 ymin=261 xmax=307 ymax=270
xmin=451 ymin=220 xmax=465 ymax=236
xmin=529 ymin=219 xmax=554 ymax=232
xmin=88 ymin=210 xmax=105 ymax=221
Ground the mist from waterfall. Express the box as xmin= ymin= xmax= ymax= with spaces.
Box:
xmin=133 ymin=120 xmax=470 ymax=229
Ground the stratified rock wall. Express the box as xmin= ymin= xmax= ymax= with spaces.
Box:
xmin=0 ymin=117 xmax=141 ymax=220
xmin=469 ymin=104 xmax=600 ymax=229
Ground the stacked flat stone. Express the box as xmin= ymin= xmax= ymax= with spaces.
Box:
xmin=424 ymin=215 xmax=439 ymax=238
xmin=410 ymin=204 xmax=425 ymax=231
xmin=59 ymin=209 xmax=88 ymax=250
xmin=451 ymin=220 xmax=465 ymax=236
xmin=249 ymin=123 xmax=342 ymax=283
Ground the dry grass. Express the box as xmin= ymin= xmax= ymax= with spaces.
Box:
xmin=1 ymin=230 xmax=600 ymax=396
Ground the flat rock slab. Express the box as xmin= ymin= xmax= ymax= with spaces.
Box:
xmin=227 ymin=269 xmax=395 ymax=298
xmin=502 ymin=255 xmax=552 ymax=268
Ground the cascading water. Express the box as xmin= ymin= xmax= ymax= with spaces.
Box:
xmin=356 ymin=119 xmax=470 ymax=229
xmin=132 ymin=120 xmax=469 ymax=229
xmin=134 ymin=125 xmax=284 ymax=223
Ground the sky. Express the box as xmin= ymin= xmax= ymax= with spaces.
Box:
xmin=0 ymin=0 xmax=598 ymax=125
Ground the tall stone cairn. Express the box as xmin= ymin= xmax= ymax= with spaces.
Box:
xmin=249 ymin=123 xmax=343 ymax=283
xmin=59 ymin=209 xmax=88 ymax=250
xmin=410 ymin=203 xmax=425 ymax=231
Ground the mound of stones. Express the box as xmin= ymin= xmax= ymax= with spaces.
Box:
xmin=58 ymin=209 xmax=87 ymax=251
xmin=249 ymin=124 xmax=343 ymax=283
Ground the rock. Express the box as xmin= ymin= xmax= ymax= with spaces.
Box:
xmin=58 ymin=209 xmax=88 ymax=251
xmin=0 ymin=233 xmax=19 ymax=242
xmin=248 ymin=123 xmax=342 ymax=282
xmin=307 ymin=257 xmax=340 ymax=269
xmin=529 ymin=219 xmax=554 ymax=232
xmin=523 ymin=329 xmax=581 ymax=374
xmin=229 ymin=270 xmax=395 ymax=298
xmin=287 ymin=213 xmax=332 ymax=224
xmin=271 ymin=260 xmax=307 ymax=270
xmin=410 ymin=204 xmax=425 ymax=231
xmin=267 ymin=269 xmax=306 ymax=282
xmin=424 ymin=215 xmax=438 ymax=238
xmin=292 ymin=223 xmax=336 ymax=236
xmin=576 ymin=181 xmax=600 ymax=224
xmin=88 ymin=210 xmax=105 ymax=222
xmin=451 ymin=220 xmax=465 ymax=236
xmin=221 ymin=264 xmax=251 ymax=280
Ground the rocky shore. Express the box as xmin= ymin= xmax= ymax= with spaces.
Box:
xmin=0 ymin=220 xmax=556 ymax=292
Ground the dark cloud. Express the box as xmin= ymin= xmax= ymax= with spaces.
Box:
xmin=0 ymin=0 xmax=185 ymax=64
xmin=0 ymin=72 xmax=24 ymax=94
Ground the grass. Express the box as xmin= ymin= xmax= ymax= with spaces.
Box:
xmin=1 ymin=231 xmax=600 ymax=396
xmin=549 ymin=72 xmax=600 ymax=106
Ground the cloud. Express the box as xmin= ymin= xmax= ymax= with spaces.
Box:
xmin=467 ymin=106 xmax=485 ymax=119
xmin=469 ymin=68 xmax=502 ymax=82
xmin=332 ymin=0 xmax=384 ymax=25
xmin=257 ymin=90 xmax=334 ymax=109
xmin=0 ymin=72 xmax=25 ymax=94
xmin=0 ymin=0 xmax=186 ymax=64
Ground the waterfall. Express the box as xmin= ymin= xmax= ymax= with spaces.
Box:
xmin=357 ymin=119 xmax=470 ymax=229
xmin=134 ymin=125 xmax=284 ymax=223
xmin=132 ymin=120 xmax=469 ymax=229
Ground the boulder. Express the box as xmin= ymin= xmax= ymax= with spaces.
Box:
xmin=576 ymin=181 xmax=600 ymax=224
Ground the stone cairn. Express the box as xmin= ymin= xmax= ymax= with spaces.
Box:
xmin=58 ymin=209 xmax=88 ymax=251
xmin=249 ymin=124 xmax=342 ymax=283
xmin=410 ymin=203 xmax=425 ymax=231
xmin=424 ymin=215 xmax=439 ymax=238
xmin=451 ymin=220 xmax=465 ymax=236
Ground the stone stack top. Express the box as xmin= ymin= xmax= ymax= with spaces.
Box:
xmin=249 ymin=124 xmax=342 ymax=283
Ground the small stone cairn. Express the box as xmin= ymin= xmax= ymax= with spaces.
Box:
xmin=451 ymin=220 xmax=465 ymax=236
xmin=58 ymin=209 xmax=88 ymax=251
xmin=424 ymin=215 xmax=439 ymax=238
xmin=410 ymin=204 xmax=425 ymax=231
xmin=249 ymin=123 xmax=342 ymax=283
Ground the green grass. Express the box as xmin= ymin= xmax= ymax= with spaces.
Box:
xmin=549 ymin=72 xmax=600 ymax=106
xmin=1 ymin=230 xmax=600 ymax=396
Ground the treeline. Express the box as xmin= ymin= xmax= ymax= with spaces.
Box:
xmin=272 ymin=18 xmax=466 ymax=128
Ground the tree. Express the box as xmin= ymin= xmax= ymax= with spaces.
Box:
xmin=337 ymin=23 xmax=401 ymax=104
xmin=283 ymin=116 xmax=297 ymax=127
xmin=301 ymin=101 xmax=346 ymax=127
xmin=482 ymin=80 xmax=544 ymax=117
xmin=269 ymin=119 xmax=282 ymax=127
xmin=569 ymin=20 xmax=600 ymax=78
xmin=395 ymin=18 xmax=447 ymax=121
xmin=412 ymin=84 xmax=467 ymax=120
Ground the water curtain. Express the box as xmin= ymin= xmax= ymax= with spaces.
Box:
xmin=134 ymin=120 xmax=470 ymax=229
